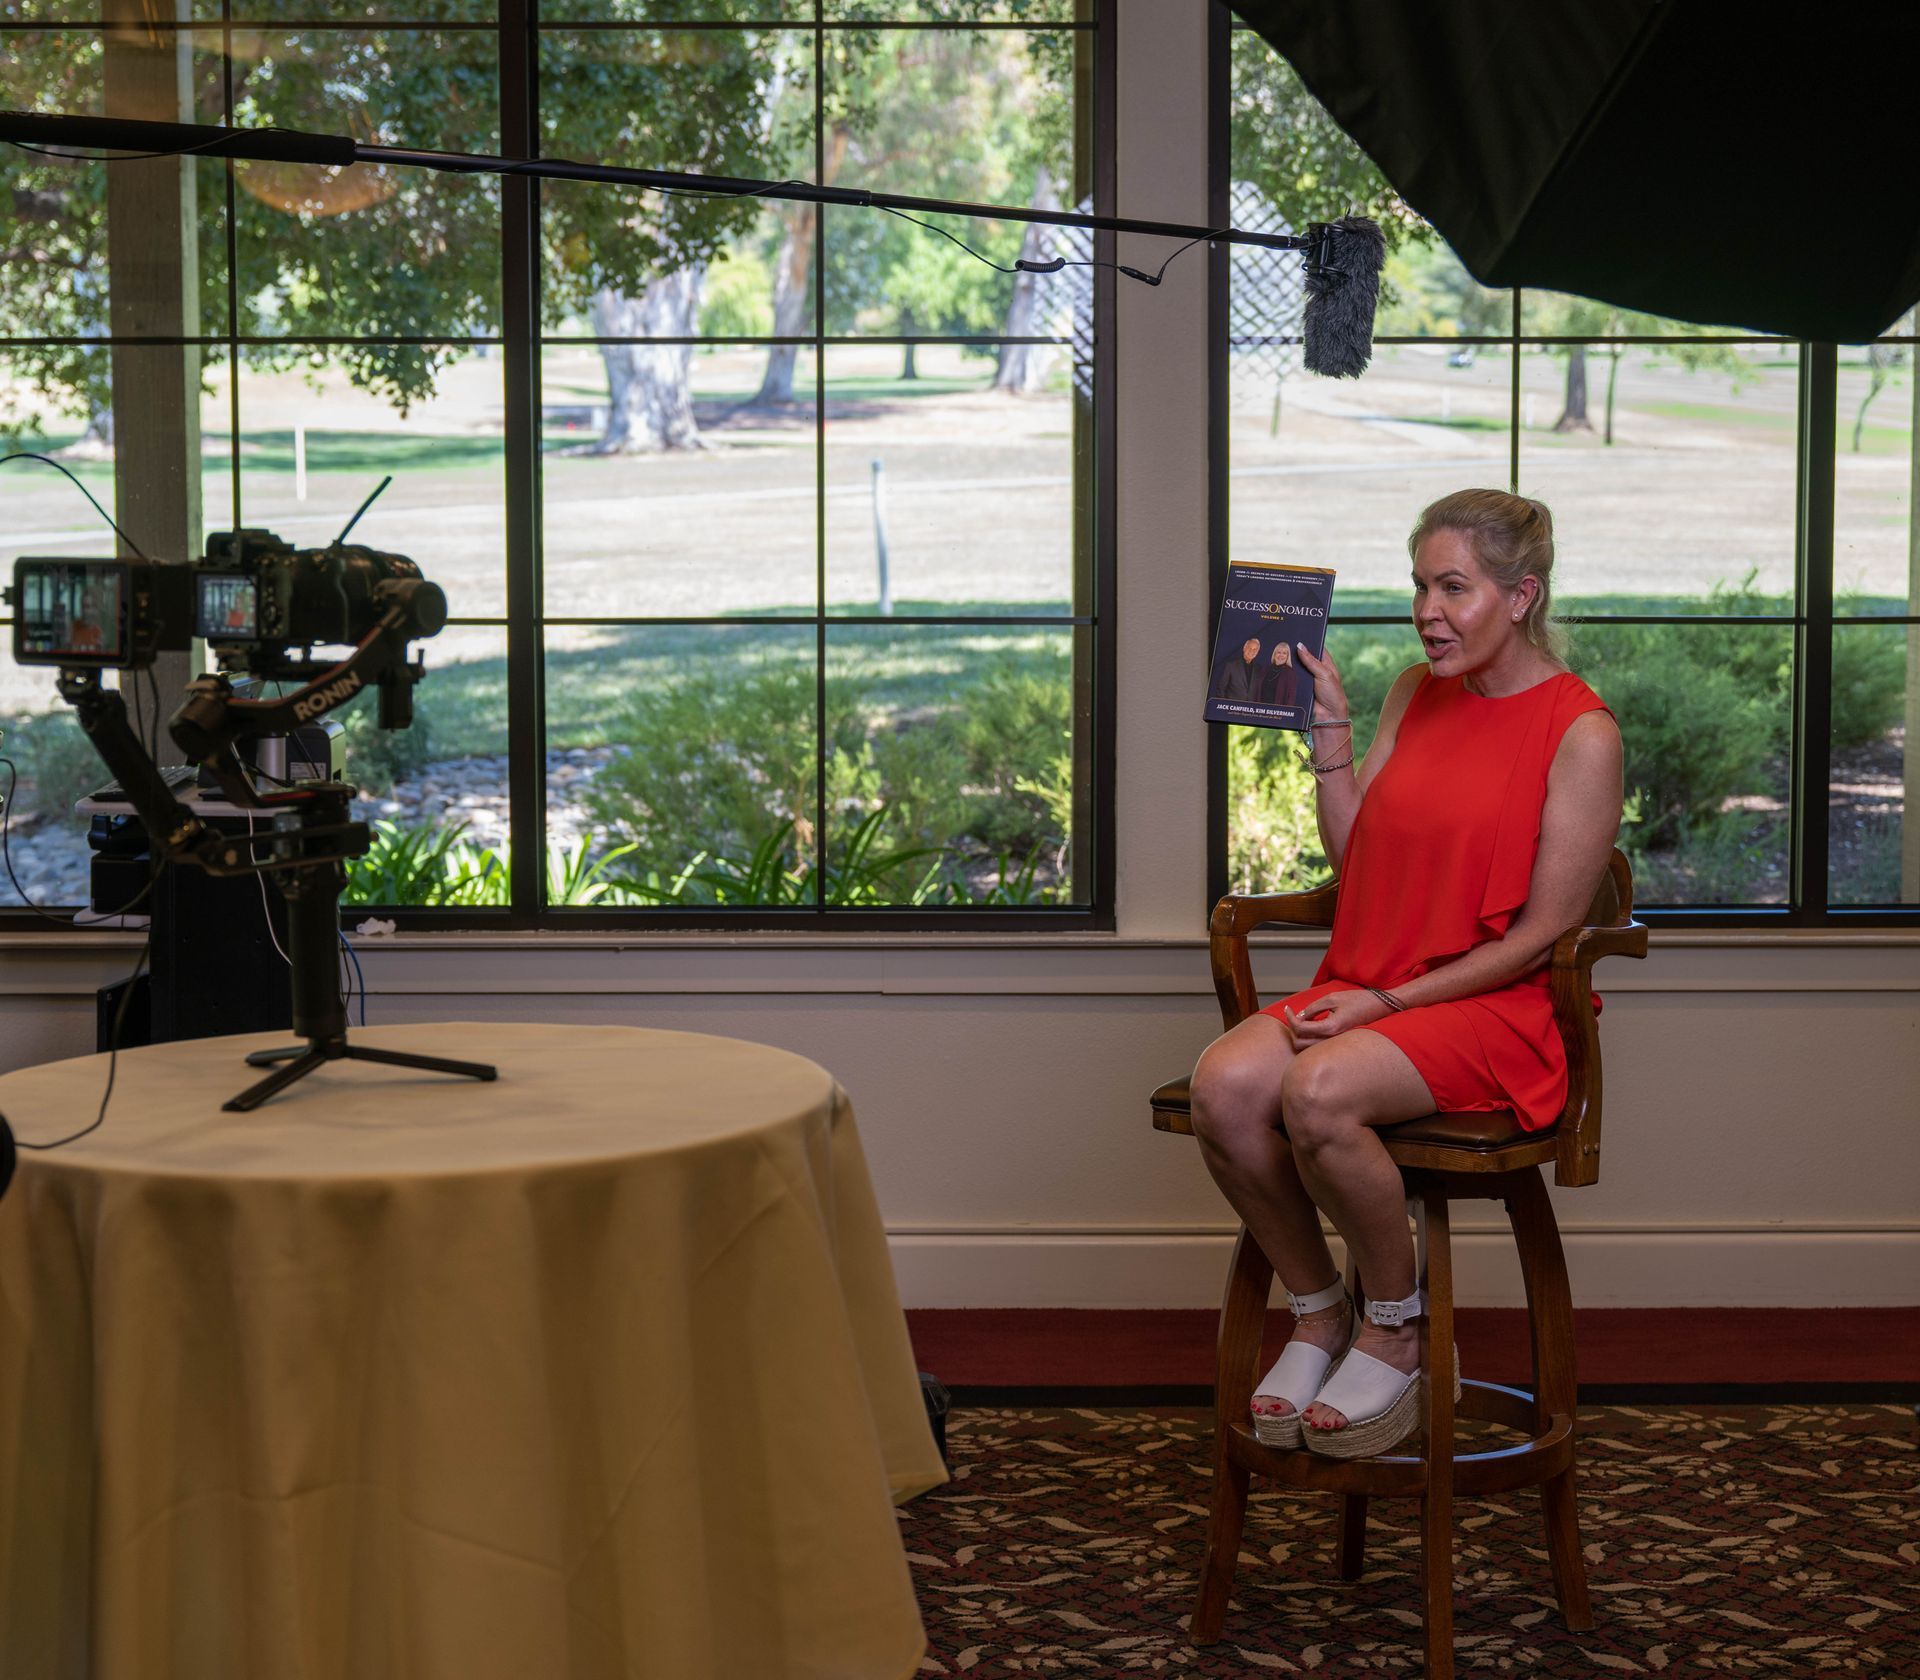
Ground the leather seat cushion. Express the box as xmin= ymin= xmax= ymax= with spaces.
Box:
xmin=1149 ymin=1075 xmax=1536 ymax=1151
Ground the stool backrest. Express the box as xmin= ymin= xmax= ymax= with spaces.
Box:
xmin=1207 ymin=846 xmax=1647 ymax=1187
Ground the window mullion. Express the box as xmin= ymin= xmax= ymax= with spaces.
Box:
xmin=1793 ymin=341 xmax=1838 ymax=922
xmin=500 ymin=0 xmax=545 ymax=925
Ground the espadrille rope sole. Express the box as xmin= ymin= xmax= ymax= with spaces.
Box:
xmin=1252 ymin=1349 xmax=1349 ymax=1451
xmin=1249 ymin=1290 xmax=1355 ymax=1451
xmin=1302 ymin=1344 xmax=1461 ymax=1461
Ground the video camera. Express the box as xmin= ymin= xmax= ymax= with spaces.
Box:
xmin=5 ymin=522 xmax=492 ymax=1112
xmin=10 ymin=529 xmax=447 ymax=672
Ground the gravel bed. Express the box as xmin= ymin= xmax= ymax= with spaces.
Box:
xmin=1 ymin=748 xmax=613 ymax=910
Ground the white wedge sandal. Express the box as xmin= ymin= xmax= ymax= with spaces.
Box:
xmin=1302 ymin=1285 xmax=1459 ymax=1460
xmin=1250 ymin=1278 xmax=1355 ymax=1450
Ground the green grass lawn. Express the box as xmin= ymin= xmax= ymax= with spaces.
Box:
xmin=395 ymin=586 xmax=1910 ymax=763
xmin=236 ymin=429 xmax=502 ymax=477
xmin=424 ymin=609 xmax=1072 ymax=758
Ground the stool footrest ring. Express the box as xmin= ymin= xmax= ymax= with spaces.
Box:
xmin=1224 ymin=1381 xmax=1575 ymax=1498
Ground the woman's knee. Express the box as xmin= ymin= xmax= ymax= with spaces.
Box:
xmin=1279 ymin=1051 xmax=1364 ymax=1155
xmin=1190 ymin=1040 xmax=1285 ymax=1148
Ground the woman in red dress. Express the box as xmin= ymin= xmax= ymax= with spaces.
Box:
xmin=1188 ymin=489 xmax=1624 ymax=1458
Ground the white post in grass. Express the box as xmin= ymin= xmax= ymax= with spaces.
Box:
xmin=871 ymin=457 xmax=892 ymax=616
xmin=294 ymin=423 xmax=308 ymax=502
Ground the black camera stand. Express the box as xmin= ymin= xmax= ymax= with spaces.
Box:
xmin=220 ymin=788 xmax=498 ymax=1112
xmin=57 ymin=621 xmax=498 ymax=1114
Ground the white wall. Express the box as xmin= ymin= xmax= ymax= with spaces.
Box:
xmin=6 ymin=931 xmax=1918 ymax=1307
xmin=4 ymin=1 xmax=1918 ymax=1309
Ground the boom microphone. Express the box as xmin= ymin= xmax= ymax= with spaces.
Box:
xmin=0 ymin=108 xmax=1387 ymax=380
xmin=1302 ymin=216 xmax=1386 ymax=379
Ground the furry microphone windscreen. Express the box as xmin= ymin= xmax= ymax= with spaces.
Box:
xmin=1302 ymin=216 xmax=1386 ymax=379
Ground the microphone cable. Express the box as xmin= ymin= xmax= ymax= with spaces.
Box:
xmin=7 ymin=131 xmax=1236 ymax=295
xmin=0 ymin=460 xmax=168 ymax=1161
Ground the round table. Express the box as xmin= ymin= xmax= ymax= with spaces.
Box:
xmin=0 ymin=1023 xmax=945 ymax=1680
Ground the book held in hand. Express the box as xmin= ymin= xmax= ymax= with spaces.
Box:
xmin=1203 ymin=561 xmax=1336 ymax=732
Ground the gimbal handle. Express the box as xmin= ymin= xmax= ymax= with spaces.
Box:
xmin=60 ymin=588 xmax=438 ymax=874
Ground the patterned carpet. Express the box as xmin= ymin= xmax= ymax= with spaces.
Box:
xmin=899 ymin=1404 xmax=1917 ymax=1675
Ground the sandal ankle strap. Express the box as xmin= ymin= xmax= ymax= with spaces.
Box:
xmin=1362 ymin=1287 xmax=1424 ymax=1328
xmin=1284 ymin=1278 xmax=1348 ymax=1318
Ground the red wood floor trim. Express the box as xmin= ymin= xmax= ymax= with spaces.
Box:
xmin=906 ymin=1307 xmax=1920 ymax=1388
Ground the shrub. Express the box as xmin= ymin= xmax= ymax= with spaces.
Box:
xmin=1831 ymin=627 xmax=1906 ymax=750
xmin=1 ymin=709 xmax=108 ymax=826
xmin=588 ymin=650 xmax=1075 ymax=902
xmin=954 ymin=662 xmax=1074 ymax=847
xmin=344 ymin=823 xmax=639 ymax=907
xmin=1627 ymin=808 xmax=1786 ymax=905
xmin=1227 ymin=727 xmax=1328 ymax=894
xmin=344 ymin=819 xmax=500 ymax=906
xmin=1325 ymin=628 xmax=1423 ymax=759
xmin=851 ymin=657 xmax=1073 ymax=863
xmin=337 ymin=687 xmax=434 ymax=797
xmin=586 ymin=659 xmax=836 ymax=870
xmin=1566 ymin=623 xmax=1784 ymax=851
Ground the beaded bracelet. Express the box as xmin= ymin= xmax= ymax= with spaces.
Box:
xmin=1309 ymin=751 xmax=1354 ymax=776
xmin=1308 ymin=716 xmax=1351 ymax=729
xmin=1365 ymin=985 xmax=1409 ymax=1012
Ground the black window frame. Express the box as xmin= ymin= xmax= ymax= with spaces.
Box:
xmin=0 ymin=0 xmax=1119 ymax=934
xmin=1207 ymin=5 xmax=1919 ymax=930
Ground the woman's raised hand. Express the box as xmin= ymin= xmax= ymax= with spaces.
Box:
xmin=1293 ymin=641 xmax=1349 ymax=718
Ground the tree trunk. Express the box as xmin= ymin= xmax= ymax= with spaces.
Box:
xmin=590 ymin=267 xmax=707 ymax=455
xmin=755 ymin=204 xmax=812 ymax=406
xmin=65 ymin=397 xmax=116 ymax=459
xmin=900 ymin=307 xmax=918 ymax=380
xmin=1853 ymin=344 xmax=1896 ymax=452
xmin=755 ymin=126 xmax=847 ymax=407
xmin=1603 ymin=348 xmax=1622 ymax=445
xmin=994 ymin=164 xmax=1060 ymax=395
xmin=1553 ymin=345 xmax=1592 ymax=432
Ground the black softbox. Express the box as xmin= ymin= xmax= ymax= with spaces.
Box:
xmin=1233 ymin=0 xmax=1920 ymax=342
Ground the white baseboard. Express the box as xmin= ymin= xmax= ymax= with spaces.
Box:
xmin=887 ymin=1227 xmax=1920 ymax=1309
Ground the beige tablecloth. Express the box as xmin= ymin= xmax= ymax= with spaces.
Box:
xmin=0 ymin=1022 xmax=945 ymax=1680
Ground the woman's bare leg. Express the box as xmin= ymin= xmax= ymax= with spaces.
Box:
xmin=1278 ymin=1030 xmax=1442 ymax=1431
xmin=1189 ymin=1014 xmax=1346 ymax=1419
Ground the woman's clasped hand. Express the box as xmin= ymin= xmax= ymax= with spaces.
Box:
xmin=1280 ymin=990 xmax=1391 ymax=1043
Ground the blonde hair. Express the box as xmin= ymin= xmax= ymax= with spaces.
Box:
xmin=1407 ymin=488 xmax=1567 ymax=661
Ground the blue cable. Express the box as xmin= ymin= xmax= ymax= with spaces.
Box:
xmin=339 ymin=929 xmax=367 ymax=1026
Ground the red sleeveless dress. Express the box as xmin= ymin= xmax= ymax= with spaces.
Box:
xmin=1261 ymin=669 xmax=1612 ymax=1130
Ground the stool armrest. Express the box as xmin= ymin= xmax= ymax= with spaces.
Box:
xmin=1208 ymin=882 xmax=1339 ymax=1030
xmin=1200 ymin=849 xmax=1646 ymax=1189
xmin=1545 ymin=873 xmax=1649 ymax=1187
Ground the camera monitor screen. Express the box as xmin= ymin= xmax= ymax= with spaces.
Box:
xmin=11 ymin=559 xmax=130 ymax=666
xmin=196 ymin=573 xmax=258 ymax=640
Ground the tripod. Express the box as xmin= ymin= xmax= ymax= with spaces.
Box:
xmin=225 ymin=789 xmax=496 ymax=1112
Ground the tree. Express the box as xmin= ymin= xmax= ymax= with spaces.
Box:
xmin=1521 ymin=294 xmax=1751 ymax=446
xmin=1851 ymin=341 xmax=1904 ymax=452
xmin=992 ymin=164 xmax=1061 ymax=394
xmin=1228 ymin=32 xmax=1435 ymax=299
xmin=749 ymin=18 xmax=1076 ymax=401
xmin=1 ymin=20 xmax=784 ymax=454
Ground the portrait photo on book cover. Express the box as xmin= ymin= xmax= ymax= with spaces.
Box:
xmin=1203 ymin=562 xmax=1335 ymax=731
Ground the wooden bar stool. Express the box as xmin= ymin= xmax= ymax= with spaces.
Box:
xmin=1149 ymin=848 xmax=1646 ymax=1678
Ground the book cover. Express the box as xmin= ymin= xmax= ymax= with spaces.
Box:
xmin=1203 ymin=561 xmax=1336 ymax=732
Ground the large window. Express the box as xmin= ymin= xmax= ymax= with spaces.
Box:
xmin=0 ymin=0 xmax=1111 ymax=928
xmin=1214 ymin=13 xmax=1918 ymax=925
